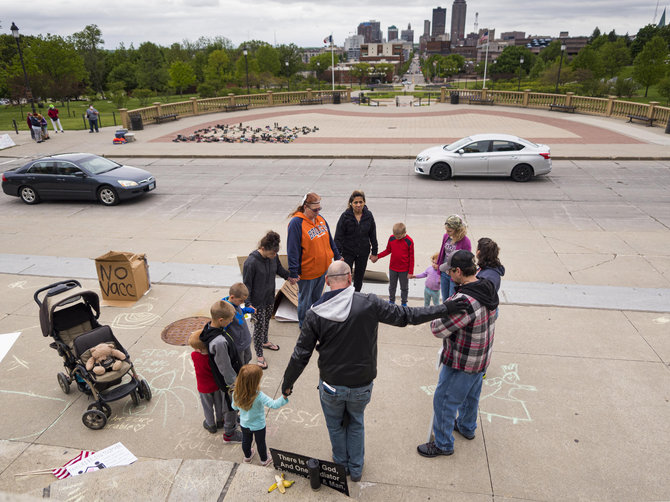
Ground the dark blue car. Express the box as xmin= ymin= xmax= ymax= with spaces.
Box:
xmin=1 ymin=153 xmax=156 ymax=206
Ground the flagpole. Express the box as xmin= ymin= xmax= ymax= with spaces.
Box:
xmin=482 ymin=41 xmax=489 ymax=89
xmin=330 ymin=35 xmax=335 ymax=91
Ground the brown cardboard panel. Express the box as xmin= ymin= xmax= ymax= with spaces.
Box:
xmin=95 ymin=251 xmax=151 ymax=305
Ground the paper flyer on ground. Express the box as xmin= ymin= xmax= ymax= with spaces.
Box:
xmin=66 ymin=442 xmax=137 ymax=476
xmin=0 ymin=332 xmax=21 ymax=364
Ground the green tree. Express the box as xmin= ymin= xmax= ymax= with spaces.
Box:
xmin=538 ymin=40 xmax=562 ymax=63
xmin=571 ymin=45 xmax=604 ymax=79
xmin=632 ymin=36 xmax=668 ymax=96
xmin=108 ymin=81 xmax=128 ymax=108
xmin=630 ymin=24 xmax=660 ymax=59
xmin=71 ymin=24 xmax=106 ymax=95
xmin=204 ymin=49 xmax=231 ymax=91
xmin=599 ymin=38 xmax=631 ymax=78
xmin=490 ymin=46 xmax=532 ymax=75
xmin=349 ymin=62 xmax=372 ymax=86
xmin=136 ymin=42 xmax=169 ymax=91
xmin=107 ymin=62 xmax=138 ymax=91
xmin=255 ymin=45 xmax=280 ymax=75
xmin=168 ymin=60 xmax=196 ymax=94
xmin=132 ymin=88 xmax=155 ymax=106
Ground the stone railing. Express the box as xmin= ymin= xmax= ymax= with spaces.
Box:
xmin=119 ymin=88 xmax=352 ymax=129
xmin=439 ymin=87 xmax=670 ymax=124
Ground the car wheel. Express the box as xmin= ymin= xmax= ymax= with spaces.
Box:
xmin=97 ymin=186 xmax=119 ymax=206
xmin=430 ymin=162 xmax=452 ymax=181
xmin=19 ymin=186 xmax=40 ymax=204
xmin=511 ymin=164 xmax=534 ymax=182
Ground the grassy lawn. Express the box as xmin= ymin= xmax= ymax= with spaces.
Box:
xmin=0 ymin=94 xmax=199 ymax=132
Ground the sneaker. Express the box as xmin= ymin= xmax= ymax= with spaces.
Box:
xmin=350 ymin=473 xmax=362 ymax=482
xmin=401 ymin=303 xmax=408 ymax=307
xmin=417 ymin=441 xmax=453 ymax=457
xmin=388 ymin=300 xmax=395 ymax=304
xmin=454 ymin=420 xmax=475 ymax=440
xmin=203 ymin=420 xmax=217 ymax=434
xmin=215 ymin=420 xmax=224 ymax=429
xmin=260 ymin=454 xmax=273 ymax=467
xmin=243 ymin=448 xmax=255 ymax=463
xmin=223 ymin=430 xmax=243 ymax=443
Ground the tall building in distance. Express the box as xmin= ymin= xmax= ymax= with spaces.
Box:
xmin=388 ymin=25 xmax=399 ymax=41
xmin=432 ymin=7 xmax=446 ymax=37
xmin=357 ymin=20 xmax=382 ymax=43
xmin=424 ymin=20 xmax=431 ymax=36
xmin=401 ymin=23 xmax=414 ymax=43
xmin=450 ymin=0 xmax=467 ymax=44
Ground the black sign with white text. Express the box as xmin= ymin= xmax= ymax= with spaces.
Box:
xmin=269 ymin=448 xmax=349 ymax=496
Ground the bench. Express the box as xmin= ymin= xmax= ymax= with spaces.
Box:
xmin=467 ymin=97 xmax=494 ymax=105
xmin=224 ymin=103 xmax=249 ymax=112
xmin=155 ymin=113 xmax=178 ymax=123
xmin=549 ymin=104 xmax=576 ymax=113
xmin=626 ymin=114 xmax=655 ymax=127
xmin=300 ymin=98 xmax=323 ymax=105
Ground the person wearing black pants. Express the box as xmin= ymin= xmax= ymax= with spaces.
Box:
xmin=334 ymin=190 xmax=378 ymax=292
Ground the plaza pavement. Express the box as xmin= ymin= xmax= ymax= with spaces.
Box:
xmin=0 ymin=102 xmax=669 ymax=501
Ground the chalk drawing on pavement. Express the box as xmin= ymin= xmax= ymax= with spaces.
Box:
xmin=110 ymin=303 xmax=161 ymax=330
xmin=480 ymin=363 xmax=537 ymax=424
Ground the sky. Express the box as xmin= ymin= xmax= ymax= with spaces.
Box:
xmin=5 ymin=1 xmax=668 ymax=50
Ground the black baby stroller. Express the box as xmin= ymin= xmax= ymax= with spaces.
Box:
xmin=34 ymin=279 xmax=151 ymax=430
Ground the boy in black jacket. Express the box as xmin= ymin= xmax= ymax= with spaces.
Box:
xmin=199 ymin=300 xmax=243 ymax=443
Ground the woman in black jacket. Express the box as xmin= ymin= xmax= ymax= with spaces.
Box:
xmin=334 ymin=190 xmax=378 ymax=292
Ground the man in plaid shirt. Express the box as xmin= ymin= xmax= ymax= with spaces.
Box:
xmin=417 ymin=250 xmax=499 ymax=457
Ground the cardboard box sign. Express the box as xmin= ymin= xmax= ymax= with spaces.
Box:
xmin=95 ymin=251 xmax=151 ymax=305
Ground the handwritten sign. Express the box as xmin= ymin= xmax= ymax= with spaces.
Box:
xmin=94 ymin=251 xmax=150 ymax=305
xmin=66 ymin=442 xmax=137 ymax=476
xmin=269 ymin=448 xmax=348 ymax=496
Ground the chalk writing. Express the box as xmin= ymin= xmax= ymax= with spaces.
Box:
xmin=8 ymin=281 xmax=27 ymax=289
xmin=174 ymin=428 xmax=237 ymax=459
xmin=8 ymin=355 xmax=29 ymax=371
xmin=1 ymin=389 xmax=69 ymax=440
xmin=480 ymin=363 xmax=537 ymax=424
xmin=391 ymin=353 xmax=429 ymax=368
xmin=419 ymin=385 xmax=436 ymax=395
xmin=272 ymin=407 xmax=322 ymax=428
xmin=106 ymin=415 xmax=154 ymax=432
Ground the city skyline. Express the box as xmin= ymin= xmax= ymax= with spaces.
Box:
xmin=5 ymin=1 xmax=667 ymax=49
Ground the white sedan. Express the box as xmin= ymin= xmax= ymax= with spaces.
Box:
xmin=414 ymin=134 xmax=552 ymax=182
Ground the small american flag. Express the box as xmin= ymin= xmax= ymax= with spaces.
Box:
xmin=52 ymin=450 xmax=95 ymax=479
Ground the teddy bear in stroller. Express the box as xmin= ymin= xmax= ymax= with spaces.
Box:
xmin=34 ymin=280 xmax=151 ymax=430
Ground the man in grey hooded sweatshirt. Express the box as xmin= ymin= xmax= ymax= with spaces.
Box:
xmin=281 ymin=261 xmax=467 ymax=482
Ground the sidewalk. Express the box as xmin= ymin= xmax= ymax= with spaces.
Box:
xmin=2 ymin=102 xmax=670 ymax=160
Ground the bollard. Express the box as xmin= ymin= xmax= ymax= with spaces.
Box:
xmin=12 ymin=119 xmax=18 ymax=134
xmin=307 ymin=458 xmax=321 ymax=490
xmin=82 ymin=114 xmax=87 ymax=128
xmin=113 ymin=112 xmax=117 ymax=126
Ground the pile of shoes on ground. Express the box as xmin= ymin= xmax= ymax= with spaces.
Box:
xmin=172 ymin=122 xmax=319 ymax=144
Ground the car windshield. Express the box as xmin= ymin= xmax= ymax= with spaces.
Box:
xmin=444 ymin=138 xmax=472 ymax=151
xmin=78 ymin=156 xmax=121 ymax=175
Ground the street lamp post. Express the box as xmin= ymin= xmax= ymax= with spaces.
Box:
xmin=555 ymin=43 xmax=566 ymax=94
xmin=517 ymin=56 xmax=524 ymax=92
xmin=316 ymin=61 xmax=320 ymax=90
xmin=10 ymin=22 xmax=36 ymax=114
xmin=243 ymin=47 xmax=249 ymax=94
xmin=285 ymin=60 xmax=290 ymax=92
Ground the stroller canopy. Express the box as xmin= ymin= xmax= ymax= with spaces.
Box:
xmin=39 ymin=285 xmax=100 ymax=337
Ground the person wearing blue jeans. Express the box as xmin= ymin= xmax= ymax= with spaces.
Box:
xmin=297 ymin=274 xmax=325 ymax=326
xmin=319 ymin=380 xmax=373 ymax=476
xmin=282 ymin=261 xmax=467 ymax=481
xmin=417 ymin=250 xmax=499 ymax=457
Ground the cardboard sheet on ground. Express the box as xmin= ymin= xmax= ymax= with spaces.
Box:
xmin=66 ymin=442 xmax=137 ymax=476
xmin=273 ymin=281 xmax=299 ymax=322
xmin=0 ymin=332 xmax=21 ymax=364
xmin=0 ymin=134 xmax=16 ymax=150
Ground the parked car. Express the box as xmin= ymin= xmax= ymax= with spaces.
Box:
xmin=414 ymin=134 xmax=551 ymax=182
xmin=2 ymin=153 xmax=156 ymax=205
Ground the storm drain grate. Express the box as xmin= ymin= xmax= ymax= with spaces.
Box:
xmin=160 ymin=316 xmax=210 ymax=346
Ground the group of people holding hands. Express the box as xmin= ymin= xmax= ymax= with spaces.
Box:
xmin=188 ymin=190 xmax=504 ymax=482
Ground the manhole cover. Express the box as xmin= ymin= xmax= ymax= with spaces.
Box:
xmin=161 ymin=316 xmax=210 ymax=346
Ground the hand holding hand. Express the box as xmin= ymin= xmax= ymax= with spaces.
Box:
xmin=444 ymin=297 xmax=469 ymax=315
xmin=408 ymin=274 xmax=415 ymax=279
xmin=288 ymin=277 xmax=299 ymax=285
xmin=369 ymin=254 xmax=378 ymax=263
xmin=283 ymin=388 xmax=292 ymax=398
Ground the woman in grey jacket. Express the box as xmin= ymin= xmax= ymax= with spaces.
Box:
xmin=243 ymin=231 xmax=290 ymax=369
